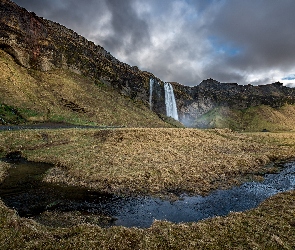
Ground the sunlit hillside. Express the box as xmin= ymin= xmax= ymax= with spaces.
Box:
xmin=194 ymin=105 xmax=295 ymax=131
xmin=0 ymin=49 xmax=171 ymax=127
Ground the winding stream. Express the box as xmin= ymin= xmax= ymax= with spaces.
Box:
xmin=0 ymin=159 xmax=295 ymax=228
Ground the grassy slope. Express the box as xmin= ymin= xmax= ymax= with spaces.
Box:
xmin=194 ymin=105 xmax=295 ymax=131
xmin=1 ymin=129 xmax=295 ymax=249
xmin=0 ymin=49 xmax=170 ymax=127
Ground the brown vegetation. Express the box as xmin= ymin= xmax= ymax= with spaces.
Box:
xmin=1 ymin=128 xmax=295 ymax=196
xmin=1 ymin=127 xmax=295 ymax=249
xmin=0 ymin=161 xmax=9 ymax=182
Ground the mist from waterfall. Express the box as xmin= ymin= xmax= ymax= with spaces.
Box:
xmin=149 ymin=78 xmax=154 ymax=110
xmin=164 ymin=82 xmax=179 ymax=120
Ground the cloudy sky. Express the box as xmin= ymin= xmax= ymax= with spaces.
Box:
xmin=14 ymin=0 xmax=295 ymax=87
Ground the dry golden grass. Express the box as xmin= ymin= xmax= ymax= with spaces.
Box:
xmin=1 ymin=128 xmax=295 ymax=196
xmin=1 ymin=129 xmax=295 ymax=249
xmin=248 ymin=131 xmax=295 ymax=146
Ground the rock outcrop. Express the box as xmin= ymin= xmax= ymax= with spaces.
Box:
xmin=174 ymin=79 xmax=295 ymax=126
xmin=1 ymin=0 xmax=295 ymax=128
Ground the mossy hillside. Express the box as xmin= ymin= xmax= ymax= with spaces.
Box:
xmin=194 ymin=105 xmax=295 ymax=131
xmin=0 ymin=49 xmax=171 ymax=127
xmin=1 ymin=47 xmax=295 ymax=130
xmin=3 ymin=0 xmax=295 ymax=128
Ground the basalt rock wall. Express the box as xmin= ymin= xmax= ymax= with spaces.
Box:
xmin=1 ymin=0 xmax=295 ymax=128
xmin=174 ymin=79 xmax=295 ymax=126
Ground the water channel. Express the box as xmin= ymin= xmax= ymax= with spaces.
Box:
xmin=0 ymin=158 xmax=295 ymax=228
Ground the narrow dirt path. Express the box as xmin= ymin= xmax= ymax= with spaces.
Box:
xmin=0 ymin=122 xmax=124 ymax=131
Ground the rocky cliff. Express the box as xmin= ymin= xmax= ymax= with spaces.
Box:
xmin=1 ymin=0 xmax=295 ymax=129
xmin=174 ymin=79 xmax=295 ymax=127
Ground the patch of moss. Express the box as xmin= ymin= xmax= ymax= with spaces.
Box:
xmin=0 ymin=104 xmax=26 ymax=125
xmin=194 ymin=107 xmax=236 ymax=129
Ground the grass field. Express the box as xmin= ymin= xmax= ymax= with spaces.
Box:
xmin=1 ymin=128 xmax=295 ymax=249
xmin=1 ymin=128 xmax=295 ymax=196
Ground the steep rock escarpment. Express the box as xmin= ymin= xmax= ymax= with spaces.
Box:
xmin=1 ymin=0 xmax=295 ymax=128
xmin=174 ymin=79 xmax=295 ymax=127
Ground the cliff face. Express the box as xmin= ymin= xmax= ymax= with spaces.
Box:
xmin=0 ymin=0 xmax=158 ymax=102
xmin=174 ymin=79 xmax=295 ymax=127
xmin=1 ymin=0 xmax=295 ymax=128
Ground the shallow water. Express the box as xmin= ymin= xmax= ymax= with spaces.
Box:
xmin=113 ymin=161 xmax=295 ymax=227
xmin=0 ymin=159 xmax=295 ymax=228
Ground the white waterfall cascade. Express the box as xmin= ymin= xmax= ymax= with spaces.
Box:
xmin=149 ymin=78 xmax=154 ymax=110
xmin=164 ymin=82 xmax=179 ymax=120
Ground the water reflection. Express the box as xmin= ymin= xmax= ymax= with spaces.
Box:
xmin=0 ymin=159 xmax=295 ymax=228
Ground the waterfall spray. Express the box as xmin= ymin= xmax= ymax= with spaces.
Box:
xmin=164 ymin=82 xmax=179 ymax=120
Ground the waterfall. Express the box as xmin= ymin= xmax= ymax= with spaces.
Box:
xmin=149 ymin=78 xmax=154 ymax=110
xmin=164 ymin=82 xmax=179 ymax=120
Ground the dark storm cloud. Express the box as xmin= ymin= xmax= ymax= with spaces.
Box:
xmin=100 ymin=0 xmax=150 ymax=54
xmin=13 ymin=0 xmax=54 ymax=13
xmin=13 ymin=0 xmax=150 ymax=65
xmin=206 ymin=0 xmax=295 ymax=83
xmin=11 ymin=0 xmax=295 ymax=86
xmin=14 ymin=0 xmax=106 ymax=32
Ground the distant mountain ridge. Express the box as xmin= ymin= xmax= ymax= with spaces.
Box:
xmin=1 ymin=0 xmax=295 ymax=130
